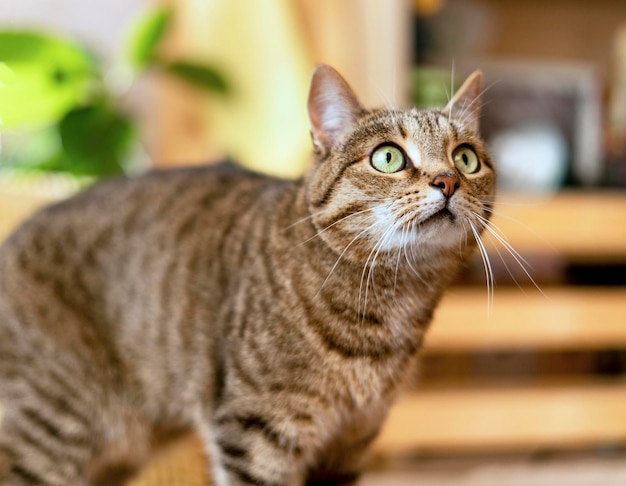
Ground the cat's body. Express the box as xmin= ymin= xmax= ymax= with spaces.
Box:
xmin=0 ymin=65 xmax=494 ymax=485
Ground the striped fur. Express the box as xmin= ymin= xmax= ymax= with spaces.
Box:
xmin=0 ymin=65 xmax=494 ymax=485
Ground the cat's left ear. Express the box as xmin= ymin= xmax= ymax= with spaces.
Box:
xmin=308 ymin=64 xmax=363 ymax=154
xmin=443 ymin=70 xmax=483 ymax=133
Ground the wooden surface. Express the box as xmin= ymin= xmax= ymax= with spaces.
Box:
xmin=485 ymin=191 xmax=626 ymax=259
xmin=374 ymin=381 xmax=626 ymax=454
xmin=426 ymin=287 xmax=626 ymax=352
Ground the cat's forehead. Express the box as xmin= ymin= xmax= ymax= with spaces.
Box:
xmin=363 ymin=108 xmax=463 ymax=155
xmin=367 ymin=107 xmax=457 ymax=134
xmin=407 ymin=108 xmax=454 ymax=131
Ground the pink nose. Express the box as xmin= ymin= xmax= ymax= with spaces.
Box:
xmin=430 ymin=173 xmax=460 ymax=198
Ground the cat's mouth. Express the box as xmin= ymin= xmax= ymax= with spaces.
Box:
xmin=421 ymin=208 xmax=456 ymax=225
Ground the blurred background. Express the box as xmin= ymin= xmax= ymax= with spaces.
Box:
xmin=1 ymin=0 xmax=626 ymax=484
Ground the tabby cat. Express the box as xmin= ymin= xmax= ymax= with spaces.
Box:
xmin=0 ymin=64 xmax=494 ymax=485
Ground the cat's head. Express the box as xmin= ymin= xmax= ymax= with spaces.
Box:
xmin=304 ymin=64 xmax=495 ymax=262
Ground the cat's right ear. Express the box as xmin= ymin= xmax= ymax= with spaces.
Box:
xmin=442 ymin=70 xmax=483 ymax=133
xmin=307 ymin=64 xmax=363 ymax=155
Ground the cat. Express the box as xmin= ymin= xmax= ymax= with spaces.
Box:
xmin=0 ymin=64 xmax=494 ymax=486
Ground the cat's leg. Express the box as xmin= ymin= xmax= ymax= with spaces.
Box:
xmin=198 ymin=409 xmax=307 ymax=486
xmin=305 ymin=426 xmax=381 ymax=486
xmin=85 ymin=410 xmax=152 ymax=486
xmin=0 ymin=345 xmax=94 ymax=485
xmin=0 ymin=344 xmax=149 ymax=486
xmin=0 ymin=395 xmax=151 ymax=486
xmin=0 ymin=402 xmax=92 ymax=486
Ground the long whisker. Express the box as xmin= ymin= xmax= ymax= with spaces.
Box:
xmin=473 ymin=211 xmax=533 ymax=269
xmin=450 ymin=59 xmax=455 ymax=105
xmin=295 ymin=207 xmax=378 ymax=247
xmin=282 ymin=207 xmax=333 ymax=231
xmin=456 ymin=80 xmax=499 ymax=125
xmin=477 ymin=194 xmax=547 ymax=207
xmin=491 ymin=239 xmax=525 ymax=292
xmin=358 ymin=203 xmax=408 ymax=322
xmin=283 ymin=197 xmax=382 ymax=231
xmin=473 ymin=213 xmax=545 ymax=296
xmin=393 ymin=227 xmax=406 ymax=294
xmin=316 ymin=220 xmax=378 ymax=296
xmin=469 ymin=220 xmax=494 ymax=316
xmin=390 ymin=210 xmax=430 ymax=287
xmin=478 ymin=203 xmax=556 ymax=253
xmin=359 ymin=219 xmax=398 ymax=321
xmin=402 ymin=221 xmax=430 ymax=287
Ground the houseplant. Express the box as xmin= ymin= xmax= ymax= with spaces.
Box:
xmin=0 ymin=7 xmax=228 ymax=238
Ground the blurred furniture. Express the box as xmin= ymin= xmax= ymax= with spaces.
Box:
xmin=374 ymin=190 xmax=626 ymax=455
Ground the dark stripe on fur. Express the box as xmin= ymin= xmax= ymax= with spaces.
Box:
xmin=326 ymin=298 xmax=382 ymax=326
xmin=12 ymin=420 xmax=62 ymax=464
xmin=11 ymin=464 xmax=46 ymax=485
xmin=82 ymin=227 xmax=114 ymax=269
xmin=223 ymin=460 xmax=284 ymax=486
xmin=311 ymin=158 xmax=360 ymax=208
xmin=21 ymin=408 xmax=65 ymax=444
xmin=267 ymin=381 xmax=330 ymax=408
xmin=398 ymin=123 xmax=407 ymax=139
xmin=217 ymin=440 xmax=248 ymax=460
xmin=307 ymin=316 xmax=416 ymax=360
xmin=28 ymin=376 xmax=91 ymax=429
xmin=217 ymin=414 xmax=302 ymax=456
xmin=21 ymin=407 xmax=87 ymax=449
xmin=229 ymin=349 xmax=262 ymax=393
xmin=313 ymin=201 xmax=370 ymax=236
xmin=212 ymin=350 xmax=227 ymax=406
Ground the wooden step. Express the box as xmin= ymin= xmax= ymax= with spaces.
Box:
xmin=484 ymin=191 xmax=626 ymax=260
xmin=374 ymin=381 xmax=626 ymax=454
xmin=425 ymin=287 xmax=626 ymax=352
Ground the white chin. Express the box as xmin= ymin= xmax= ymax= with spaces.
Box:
xmin=378 ymin=219 xmax=465 ymax=253
xmin=413 ymin=219 xmax=464 ymax=249
xmin=371 ymin=205 xmax=465 ymax=252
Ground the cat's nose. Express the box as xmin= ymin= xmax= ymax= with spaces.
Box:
xmin=430 ymin=173 xmax=460 ymax=198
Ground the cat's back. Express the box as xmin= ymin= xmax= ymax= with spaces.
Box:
xmin=1 ymin=162 xmax=277 ymax=261
xmin=0 ymin=162 xmax=288 ymax=332
xmin=8 ymin=162 xmax=270 ymax=236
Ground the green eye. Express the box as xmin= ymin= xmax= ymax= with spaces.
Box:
xmin=453 ymin=145 xmax=480 ymax=174
xmin=371 ymin=145 xmax=405 ymax=173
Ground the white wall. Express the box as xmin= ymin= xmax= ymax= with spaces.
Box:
xmin=0 ymin=0 xmax=149 ymax=64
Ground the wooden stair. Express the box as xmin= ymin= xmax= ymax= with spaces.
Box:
xmin=375 ymin=191 xmax=626 ymax=455
xmin=427 ymin=287 xmax=626 ymax=352
xmin=375 ymin=380 xmax=626 ymax=454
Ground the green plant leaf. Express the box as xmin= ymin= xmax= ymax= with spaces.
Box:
xmin=165 ymin=61 xmax=229 ymax=94
xmin=126 ymin=6 xmax=172 ymax=69
xmin=0 ymin=63 xmax=14 ymax=126
xmin=0 ymin=125 xmax=62 ymax=169
xmin=58 ymin=102 xmax=134 ymax=177
xmin=0 ymin=31 xmax=97 ymax=129
xmin=0 ymin=63 xmax=13 ymax=86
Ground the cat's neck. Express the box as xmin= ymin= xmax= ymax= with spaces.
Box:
xmin=282 ymin=183 xmax=463 ymax=323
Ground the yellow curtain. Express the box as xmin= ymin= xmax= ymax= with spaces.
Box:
xmin=175 ymin=0 xmax=313 ymax=178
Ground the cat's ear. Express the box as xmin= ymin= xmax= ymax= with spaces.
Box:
xmin=307 ymin=64 xmax=363 ymax=154
xmin=443 ymin=70 xmax=483 ymax=133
